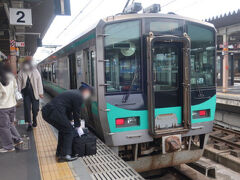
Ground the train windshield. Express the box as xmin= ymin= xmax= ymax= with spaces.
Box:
xmin=104 ymin=20 xmax=141 ymax=93
xmin=187 ymin=23 xmax=215 ymax=88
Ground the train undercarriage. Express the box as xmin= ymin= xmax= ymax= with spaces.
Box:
xmin=118 ymin=134 xmax=209 ymax=172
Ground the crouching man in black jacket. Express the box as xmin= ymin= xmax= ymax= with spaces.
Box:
xmin=42 ymin=82 xmax=93 ymax=162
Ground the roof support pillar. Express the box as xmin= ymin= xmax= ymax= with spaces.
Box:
xmin=222 ymin=30 xmax=229 ymax=92
xmin=9 ymin=32 xmax=17 ymax=75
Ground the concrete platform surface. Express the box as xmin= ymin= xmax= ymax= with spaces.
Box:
xmin=0 ymin=104 xmax=41 ymax=180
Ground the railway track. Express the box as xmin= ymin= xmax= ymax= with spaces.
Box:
xmin=141 ymin=164 xmax=211 ymax=180
xmin=213 ymin=125 xmax=240 ymax=136
xmin=209 ymin=125 xmax=240 ymax=154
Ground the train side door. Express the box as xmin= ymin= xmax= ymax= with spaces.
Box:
xmin=147 ymin=33 xmax=191 ymax=137
xmin=68 ymin=53 xmax=77 ymax=89
xmin=82 ymin=47 xmax=96 ymax=130
xmin=83 ymin=48 xmax=95 ymax=86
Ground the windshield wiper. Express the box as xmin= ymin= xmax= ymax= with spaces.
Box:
xmin=122 ymin=71 xmax=138 ymax=103
xmin=195 ymin=76 xmax=204 ymax=98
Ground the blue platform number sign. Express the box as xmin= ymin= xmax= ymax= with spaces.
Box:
xmin=9 ymin=8 xmax=32 ymax=26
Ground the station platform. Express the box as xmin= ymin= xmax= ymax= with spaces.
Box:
xmin=217 ymin=85 xmax=240 ymax=107
xmin=0 ymin=96 xmax=143 ymax=180
xmin=215 ymin=85 xmax=240 ymax=132
xmin=217 ymin=84 xmax=240 ymax=95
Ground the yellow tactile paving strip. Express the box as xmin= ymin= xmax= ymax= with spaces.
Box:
xmin=33 ymin=113 xmax=75 ymax=180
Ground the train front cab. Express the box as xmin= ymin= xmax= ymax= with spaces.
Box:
xmin=95 ymin=15 xmax=216 ymax=172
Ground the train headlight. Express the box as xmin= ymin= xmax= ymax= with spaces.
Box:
xmin=192 ymin=109 xmax=210 ymax=119
xmin=115 ymin=117 xmax=140 ymax=128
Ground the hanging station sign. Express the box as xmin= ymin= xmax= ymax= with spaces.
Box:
xmin=9 ymin=8 xmax=32 ymax=26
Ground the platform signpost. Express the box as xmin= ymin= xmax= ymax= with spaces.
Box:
xmin=9 ymin=8 xmax=32 ymax=75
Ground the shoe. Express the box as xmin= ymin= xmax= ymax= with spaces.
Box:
xmin=27 ymin=125 xmax=33 ymax=131
xmin=14 ymin=139 xmax=24 ymax=146
xmin=57 ymin=155 xmax=78 ymax=162
xmin=0 ymin=148 xmax=15 ymax=153
xmin=32 ymin=122 xmax=37 ymax=127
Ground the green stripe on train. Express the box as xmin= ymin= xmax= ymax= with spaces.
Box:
xmin=107 ymin=95 xmax=216 ymax=133
xmin=56 ymin=33 xmax=96 ymax=56
xmin=191 ymin=95 xmax=216 ymax=123
xmin=43 ymin=81 xmax=66 ymax=94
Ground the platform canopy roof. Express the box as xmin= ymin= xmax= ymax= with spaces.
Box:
xmin=0 ymin=0 xmax=56 ymax=57
xmin=206 ymin=9 xmax=240 ymax=29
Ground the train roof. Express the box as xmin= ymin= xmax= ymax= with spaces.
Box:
xmin=39 ymin=13 xmax=215 ymax=64
xmin=102 ymin=13 xmax=215 ymax=28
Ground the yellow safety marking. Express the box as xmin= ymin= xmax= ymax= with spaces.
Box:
xmin=33 ymin=113 xmax=75 ymax=180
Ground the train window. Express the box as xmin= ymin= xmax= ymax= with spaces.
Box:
xmin=43 ymin=65 xmax=48 ymax=80
xmin=52 ymin=63 xmax=56 ymax=83
xmin=47 ymin=64 xmax=52 ymax=81
xmin=104 ymin=20 xmax=141 ymax=93
xmin=145 ymin=18 xmax=183 ymax=35
xmin=41 ymin=66 xmax=44 ymax=79
xmin=152 ymin=42 xmax=179 ymax=91
xmin=187 ymin=23 xmax=215 ymax=88
xmin=90 ymin=51 xmax=95 ymax=86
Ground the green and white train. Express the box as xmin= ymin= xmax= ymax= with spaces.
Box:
xmin=39 ymin=6 xmax=216 ymax=172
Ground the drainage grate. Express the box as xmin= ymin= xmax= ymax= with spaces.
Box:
xmin=79 ymin=140 xmax=144 ymax=180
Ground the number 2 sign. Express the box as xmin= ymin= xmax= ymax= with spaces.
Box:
xmin=10 ymin=8 xmax=32 ymax=26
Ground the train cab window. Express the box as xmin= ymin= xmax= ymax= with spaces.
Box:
xmin=187 ymin=23 xmax=215 ymax=88
xmin=104 ymin=20 xmax=141 ymax=93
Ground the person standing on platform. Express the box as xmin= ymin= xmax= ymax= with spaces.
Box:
xmin=0 ymin=62 xmax=23 ymax=153
xmin=18 ymin=56 xmax=44 ymax=131
xmin=42 ymin=82 xmax=93 ymax=162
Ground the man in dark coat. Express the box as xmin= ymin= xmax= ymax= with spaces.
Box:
xmin=42 ymin=82 xmax=93 ymax=162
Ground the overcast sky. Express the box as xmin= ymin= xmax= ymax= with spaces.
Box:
xmin=33 ymin=0 xmax=240 ymax=61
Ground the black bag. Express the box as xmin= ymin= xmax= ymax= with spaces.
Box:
xmin=72 ymin=132 xmax=97 ymax=157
